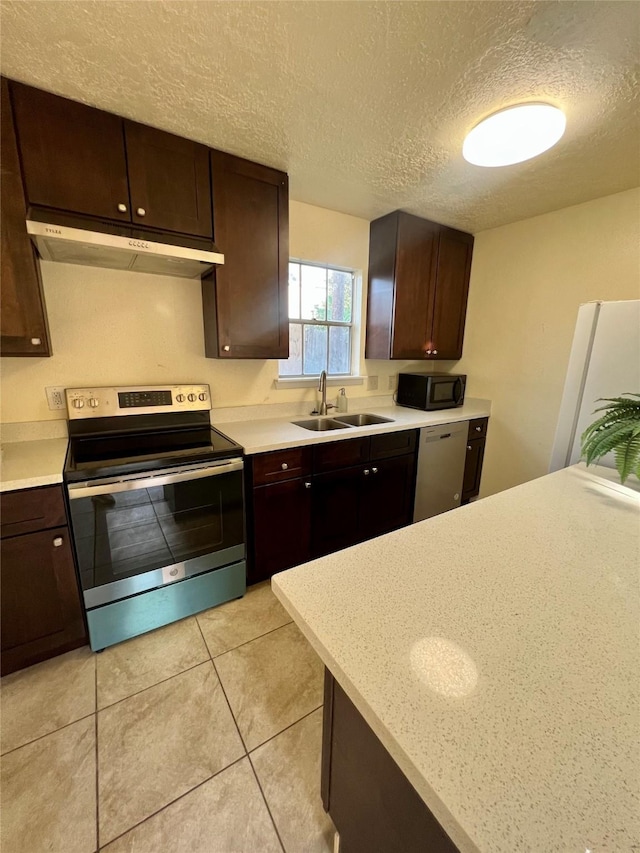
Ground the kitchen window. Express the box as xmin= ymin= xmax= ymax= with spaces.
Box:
xmin=279 ymin=261 xmax=355 ymax=377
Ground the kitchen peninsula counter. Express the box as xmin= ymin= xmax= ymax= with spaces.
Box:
xmin=272 ymin=464 xmax=640 ymax=852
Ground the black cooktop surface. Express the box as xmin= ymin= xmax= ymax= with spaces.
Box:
xmin=64 ymin=424 xmax=243 ymax=483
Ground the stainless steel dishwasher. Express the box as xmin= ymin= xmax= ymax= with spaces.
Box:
xmin=413 ymin=422 xmax=467 ymax=521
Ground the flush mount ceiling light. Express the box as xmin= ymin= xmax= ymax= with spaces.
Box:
xmin=463 ymin=103 xmax=566 ymax=167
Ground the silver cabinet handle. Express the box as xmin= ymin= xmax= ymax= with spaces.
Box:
xmin=281 ymin=463 xmax=288 ymax=470
xmin=467 ymin=444 xmax=472 ymax=451
xmin=223 ymin=345 xmax=230 ymax=352
xmin=117 ymin=203 xmax=127 ymax=212
xmin=424 ymin=349 xmax=432 ymax=355
xmin=31 ymin=338 xmax=42 ymax=345
xmin=475 ymin=426 xmax=482 ymax=432
xmin=53 ymin=537 xmax=63 ymax=547
xmin=363 ymin=469 xmax=370 ymax=476
xmin=372 ymin=467 xmax=378 ymax=474
xmin=136 ymin=207 xmax=146 ymax=216
xmin=433 ymin=349 xmax=438 ymax=355
xmin=304 ymin=481 xmax=312 ymax=489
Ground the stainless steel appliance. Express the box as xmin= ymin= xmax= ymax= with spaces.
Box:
xmin=413 ymin=422 xmax=467 ymax=521
xmin=63 ymin=384 xmax=245 ymax=651
xmin=396 ymin=372 xmax=466 ymax=411
xmin=26 ymin=211 xmax=224 ymax=279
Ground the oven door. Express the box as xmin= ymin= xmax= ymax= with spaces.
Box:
xmin=67 ymin=459 xmax=244 ymax=608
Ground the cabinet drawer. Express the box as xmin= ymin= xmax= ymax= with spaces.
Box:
xmin=1 ymin=485 xmax=67 ymax=538
xmin=467 ymin=418 xmax=488 ymax=439
xmin=313 ymin=438 xmax=370 ymax=474
xmin=252 ymin=447 xmax=312 ymax=486
xmin=369 ymin=429 xmax=417 ymax=461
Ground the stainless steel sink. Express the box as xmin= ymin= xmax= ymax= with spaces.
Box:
xmin=292 ymin=418 xmax=353 ymax=431
xmin=333 ymin=413 xmax=395 ymax=426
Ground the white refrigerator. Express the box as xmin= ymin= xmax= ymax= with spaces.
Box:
xmin=550 ymin=300 xmax=640 ymax=472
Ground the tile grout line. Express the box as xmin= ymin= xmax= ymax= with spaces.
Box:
xmin=248 ymin=702 xmax=324 ymax=756
xmin=96 ymin=755 xmax=249 ymax=851
xmin=247 ymin=751 xmax=287 ymax=853
xmin=0 ymin=710 xmax=97 ymax=758
xmin=96 ymin=658 xmax=210 ymax=714
xmin=198 ymin=616 xmax=295 ymax=661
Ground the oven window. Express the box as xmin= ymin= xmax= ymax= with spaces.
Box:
xmin=432 ymin=381 xmax=456 ymax=402
xmin=69 ymin=470 xmax=244 ymax=592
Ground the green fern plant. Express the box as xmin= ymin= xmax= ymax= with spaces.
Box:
xmin=581 ymin=393 xmax=640 ymax=483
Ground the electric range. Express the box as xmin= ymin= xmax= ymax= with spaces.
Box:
xmin=63 ymin=384 xmax=246 ymax=651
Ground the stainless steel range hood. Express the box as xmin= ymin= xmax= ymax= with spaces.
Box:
xmin=26 ymin=219 xmax=224 ymax=279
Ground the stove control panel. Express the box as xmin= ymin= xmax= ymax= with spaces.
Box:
xmin=65 ymin=385 xmax=211 ymax=419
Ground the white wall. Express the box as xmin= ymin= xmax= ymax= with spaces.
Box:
xmin=0 ymin=200 xmax=420 ymax=424
xmin=458 ymin=187 xmax=640 ymax=497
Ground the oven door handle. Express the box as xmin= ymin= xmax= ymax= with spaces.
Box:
xmin=67 ymin=459 xmax=244 ymax=499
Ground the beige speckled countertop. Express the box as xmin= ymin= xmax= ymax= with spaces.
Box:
xmin=0 ymin=438 xmax=69 ymax=493
xmin=216 ymin=398 xmax=491 ymax=455
xmin=272 ymin=464 xmax=640 ymax=853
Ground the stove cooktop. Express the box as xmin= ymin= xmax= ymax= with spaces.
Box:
xmin=64 ymin=425 xmax=243 ymax=483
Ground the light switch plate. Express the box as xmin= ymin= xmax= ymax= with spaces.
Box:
xmin=45 ymin=387 xmax=66 ymax=410
xmin=367 ymin=375 xmax=378 ymax=391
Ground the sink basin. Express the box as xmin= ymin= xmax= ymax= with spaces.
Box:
xmin=292 ymin=418 xmax=353 ymax=432
xmin=333 ymin=413 xmax=395 ymax=427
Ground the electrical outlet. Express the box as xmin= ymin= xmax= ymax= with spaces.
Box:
xmin=388 ymin=374 xmax=396 ymax=391
xmin=367 ymin=375 xmax=378 ymax=391
xmin=46 ymin=387 xmax=66 ymax=410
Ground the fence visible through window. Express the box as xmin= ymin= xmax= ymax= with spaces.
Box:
xmin=279 ymin=261 xmax=354 ymax=377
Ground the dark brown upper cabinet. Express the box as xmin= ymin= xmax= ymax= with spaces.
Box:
xmin=202 ymin=151 xmax=289 ymax=359
xmin=1 ymin=79 xmax=51 ymax=356
xmin=124 ymin=121 xmax=212 ymax=237
xmin=11 ymin=81 xmax=213 ymax=239
xmin=11 ymin=81 xmax=131 ymax=223
xmin=365 ymin=210 xmax=473 ymax=361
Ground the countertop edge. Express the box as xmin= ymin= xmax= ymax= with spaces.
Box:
xmin=271 ymin=578 xmax=480 ymax=853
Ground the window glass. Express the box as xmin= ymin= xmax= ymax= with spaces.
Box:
xmin=279 ymin=261 xmax=354 ymax=377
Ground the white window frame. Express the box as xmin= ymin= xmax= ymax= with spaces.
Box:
xmin=276 ymin=259 xmax=363 ymax=387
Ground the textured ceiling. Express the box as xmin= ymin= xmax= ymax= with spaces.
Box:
xmin=1 ymin=1 xmax=638 ymax=233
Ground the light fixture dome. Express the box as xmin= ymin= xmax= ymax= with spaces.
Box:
xmin=463 ymin=103 xmax=566 ymax=167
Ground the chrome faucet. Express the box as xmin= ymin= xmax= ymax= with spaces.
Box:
xmin=312 ymin=370 xmax=334 ymax=416
xmin=318 ymin=370 xmax=329 ymax=415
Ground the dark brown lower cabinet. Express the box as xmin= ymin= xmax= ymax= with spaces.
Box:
xmin=322 ymin=670 xmax=459 ymax=853
xmin=462 ymin=418 xmax=488 ymax=503
xmin=1 ymin=487 xmax=86 ymax=676
xmin=250 ymin=478 xmax=312 ymax=584
xmin=247 ymin=431 xmax=418 ymax=584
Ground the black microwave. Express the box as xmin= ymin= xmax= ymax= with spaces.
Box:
xmin=396 ymin=372 xmax=466 ymax=411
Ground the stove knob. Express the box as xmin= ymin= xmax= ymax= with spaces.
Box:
xmin=72 ymin=398 xmax=85 ymax=409
xmin=198 ymin=392 xmax=207 ymax=401
xmin=176 ymin=394 xmax=186 ymax=403
xmin=88 ymin=398 xmax=99 ymax=409
xmin=187 ymin=393 xmax=197 ymax=402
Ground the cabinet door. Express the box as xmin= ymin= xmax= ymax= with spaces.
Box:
xmin=311 ymin=466 xmax=365 ymax=558
xmin=203 ymin=152 xmax=289 ymax=358
xmin=125 ymin=121 xmax=212 ymax=237
xmin=1 ymin=527 xmax=86 ymax=676
xmin=391 ymin=213 xmax=439 ymax=359
xmin=430 ymin=227 xmax=473 ymax=360
xmin=251 ymin=479 xmax=312 ymax=583
xmin=1 ymin=79 xmax=51 ymax=356
xmin=359 ymin=454 xmax=416 ymax=541
xmin=462 ymin=437 xmax=486 ymax=500
xmin=11 ymin=81 xmax=130 ymax=222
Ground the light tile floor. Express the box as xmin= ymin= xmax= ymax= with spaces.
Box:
xmin=1 ymin=582 xmax=335 ymax=853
